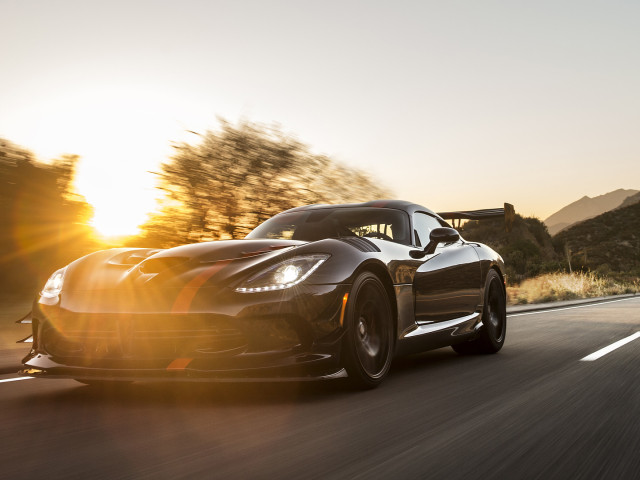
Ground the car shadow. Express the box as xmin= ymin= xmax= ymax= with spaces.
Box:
xmin=23 ymin=376 xmax=357 ymax=408
xmin=394 ymin=344 xmax=498 ymax=370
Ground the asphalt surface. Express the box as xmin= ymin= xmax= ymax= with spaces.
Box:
xmin=1 ymin=297 xmax=639 ymax=479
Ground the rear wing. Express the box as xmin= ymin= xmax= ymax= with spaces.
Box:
xmin=438 ymin=203 xmax=515 ymax=232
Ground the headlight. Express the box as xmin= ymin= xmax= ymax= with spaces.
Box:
xmin=41 ymin=267 xmax=67 ymax=298
xmin=235 ymin=254 xmax=329 ymax=293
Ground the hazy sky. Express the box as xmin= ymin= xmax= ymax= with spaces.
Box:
xmin=1 ymin=0 xmax=639 ymax=235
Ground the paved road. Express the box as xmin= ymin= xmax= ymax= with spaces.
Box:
xmin=1 ymin=297 xmax=639 ymax=479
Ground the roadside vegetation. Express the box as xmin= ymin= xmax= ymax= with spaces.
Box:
xmin=506 ymin=271 xmax=639 ymax=305
xmin=462 ymin=205 xmax=640 ymax=304
xmin=0 ymin=139 xmax=96 ymax=293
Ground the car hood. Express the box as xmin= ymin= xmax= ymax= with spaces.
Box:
xmin=61 ymin=239 xmax=306 ymax=294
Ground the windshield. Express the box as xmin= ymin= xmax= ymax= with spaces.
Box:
xmin=246 ymin=207 xmax=411 ymax=245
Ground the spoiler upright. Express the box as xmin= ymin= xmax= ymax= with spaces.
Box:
xmin=438 ymin=203 xmax=515 ymax=232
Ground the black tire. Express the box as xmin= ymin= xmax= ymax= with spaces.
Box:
xmin=452 ymin=269 xmax=506 ymax=355
xmin=342 ymin=272 xmax=395 ymax=389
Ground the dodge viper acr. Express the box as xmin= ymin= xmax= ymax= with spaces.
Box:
xmin=19 ymin=200 xmax=507 ymax=388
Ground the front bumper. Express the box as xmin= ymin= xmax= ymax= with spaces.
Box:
xmin=22 ymin=283 xmax=350 ymax=382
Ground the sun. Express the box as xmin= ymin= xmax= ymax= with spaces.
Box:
xmin=11 ymin=84 xmax=216 ymax=240
xmin=87 ymin=194 xmax=153 ymax=238
xmin=23 ymin=86 xmax=187 ymax=239
xmin=75 ymin=161 xmax=160 ymax=239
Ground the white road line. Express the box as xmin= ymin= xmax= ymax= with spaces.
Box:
xmin=580 ymin=332 xmax=640 ymax=362
xmin=508 ymin=296 xmax=639 ymax=317
xmin=0 ymin=376 xmax=35 ymax=384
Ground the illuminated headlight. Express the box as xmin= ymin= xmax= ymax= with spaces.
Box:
xmin=236 ymin=254 xmax=329 ymax=293
xmin=41 ymin=267 xmax=67 ymax=298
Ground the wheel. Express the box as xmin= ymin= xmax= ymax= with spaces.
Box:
xmin=452 ymin=269 xmax=506 ymax=354
xmin=342 ymin=272 xmax=394 ymax=389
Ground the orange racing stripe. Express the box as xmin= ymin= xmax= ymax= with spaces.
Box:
xmin=171 ymin=260 xmax=231 ymax=313
xmin=166 ymin=358 xmax=193 ymax=371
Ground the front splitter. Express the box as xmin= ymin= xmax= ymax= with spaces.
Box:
xmin=19 ymin=366 xmax=348 ymax=383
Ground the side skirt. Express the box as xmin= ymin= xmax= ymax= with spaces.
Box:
xmin=395 ymin=312 xmax=480 ymax=356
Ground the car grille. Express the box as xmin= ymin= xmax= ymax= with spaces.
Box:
xmin=40 ymin=313 xmax=301 ymax=362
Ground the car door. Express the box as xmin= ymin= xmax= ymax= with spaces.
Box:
xmin=412 ymin=212 xmax=482 ymax=323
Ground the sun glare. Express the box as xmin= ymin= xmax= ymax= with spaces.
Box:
xmin=75 ymin=169 xmax=159 ymax=238
xmin=19 ymin=85 xmax=203 ymax=239
xmin=74 ymin=155 xmax=161 ymax=238
xmin=74 ymin=164 xmax=160 ymax=238
xmin=6 ymin=82 xmax=239 ymax=240
xmin=87 ymin=192 xmax=154 ymax=238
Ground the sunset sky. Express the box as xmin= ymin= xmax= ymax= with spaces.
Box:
xmin=1 ymin=0 xmax=639 ymax=236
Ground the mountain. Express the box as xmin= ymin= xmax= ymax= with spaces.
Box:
xmin=544 ymin=189 xmax=639 ymax=235
xmin=553 ymin=200 xmax=640 ymax=278
xmin=461 ymin=214 xmax=560 ymax=282
xmin=617 ymin=191 xmax=640 ymax=210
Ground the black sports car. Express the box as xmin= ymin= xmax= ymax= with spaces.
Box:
xmin=19 ymin=200 xmax=508 ymax=388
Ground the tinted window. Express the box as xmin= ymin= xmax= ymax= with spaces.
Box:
xmin=413 ymin=212 xmax=443 ymax=247
xmin=247 ymin=207 xmax=411 ymax=245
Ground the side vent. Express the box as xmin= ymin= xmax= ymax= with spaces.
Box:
xmin=339 ymin=236 xmax=381 ymax=253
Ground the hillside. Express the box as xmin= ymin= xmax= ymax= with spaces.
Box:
xmin=544 ymin=188 xmax=638 ymax=235
xmin=617 ymin=191 xmax=640 ymax=210
xmin=553 ymin=201 xmax=640 ymax=279
xmin=461 ymin=214 xmax=560 ymax=282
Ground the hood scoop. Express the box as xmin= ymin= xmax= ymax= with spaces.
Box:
xmin=108 ymin=249 xmax=163 ymax=266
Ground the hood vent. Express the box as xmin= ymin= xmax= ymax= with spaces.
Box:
xmin=240 ymin=244 xmax=292 ymax=258
xmin=109 ymin=249 xmax=162 ymax=266
xmin=138 ymin=257 xmax=189 ymax=274
xmin=339 ymin=236 xmax=381 ymax=252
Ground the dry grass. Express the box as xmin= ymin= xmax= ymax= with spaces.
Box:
xmin=507 ymin=272 xmax=640 ymax=305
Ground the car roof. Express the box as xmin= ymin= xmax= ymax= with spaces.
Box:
xmin=280 ymin=200 xmax=440 ymax=218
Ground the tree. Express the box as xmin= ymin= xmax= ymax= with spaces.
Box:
xmin=136 ymin=120 xmax=392 ymax=247
xmin=0 ymin=139 xmax=95 ymax=291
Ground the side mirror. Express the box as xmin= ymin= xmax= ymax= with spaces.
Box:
xmin=410 ymin=227 xmax=460 ymax=258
